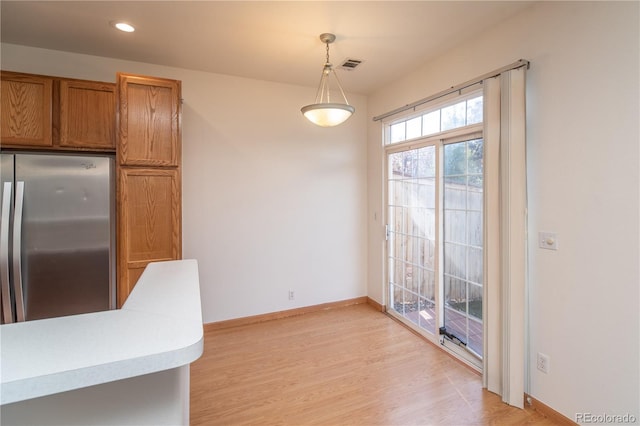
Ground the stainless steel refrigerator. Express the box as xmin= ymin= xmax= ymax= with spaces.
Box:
xmin=0 ymin=152 xmax=115 ymax=323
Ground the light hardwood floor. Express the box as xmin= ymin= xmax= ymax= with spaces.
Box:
xmin=191 ymin=303 xmax=558 ymax=425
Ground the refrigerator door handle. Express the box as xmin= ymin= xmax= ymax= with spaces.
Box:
xmin=1 ymin=182 xmax=14 ymax=323
xmin=12 ymin=181 xmax=26 ymax=322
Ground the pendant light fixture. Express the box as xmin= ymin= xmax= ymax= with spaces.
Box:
xmin=301 ymin=33 xmax=355 ymax=127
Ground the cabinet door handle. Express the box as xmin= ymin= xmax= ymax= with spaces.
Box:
xmin=1 ymin=182 xmax=13 ymax=324
xmin=12 ymin=181 xmax=25 ymax=322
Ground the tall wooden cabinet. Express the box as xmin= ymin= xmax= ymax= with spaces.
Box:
xmin=116 ymin=73 xmax=182 ymax=306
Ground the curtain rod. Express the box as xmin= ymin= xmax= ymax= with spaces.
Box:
xmin=372 ymin=59 xmax=529 ymax=122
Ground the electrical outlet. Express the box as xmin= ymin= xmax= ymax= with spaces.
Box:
xmin=288 ymin=290 xmax=295 ymax=301
xmin=537 ymin=352 xmax=550 ymax=374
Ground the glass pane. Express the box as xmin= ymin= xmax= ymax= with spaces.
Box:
xmin=390 ymin=206 xmax=403 ymax=233
xmin=387 ymin=205 xmax=396 ymax=231
xmin=405 ymin=236 xmax=418 ymax=269
xmin=441 ymin=101 xmax=466 ymax=131
xmin=418 ymin=298 xmax=436 ymax=334
xmin=467 ymin=181 xmax=483 ymax=211
xmin=406 ymin=267 xmax=419 ymax=295
xmin=415 ymin=208 xmax=429 ymax=233
xmin=420 ymin=269 xmax=435 ymax=301
xmin=402 ymin=150 xmax=417 ymax=177
xmin=424 ymin=239 xmax=436 ymax=269
xmin=391 ymin=284 xmax=403 ymax=312
xmin=410 ymin=265 xmax=421 ymax=295
xmin=469 ymin=177 xmax=482 ymax=191
xmin=416 ymin=237 xmax=426 ymax=269
xmin=444 ymin=242 xmax=466 ymax=279
xmin=406 ymin=116 xmax=422 ymax=140
xmin=444 ymin=180 xmax=467 ymax=210
xmin=397 ymin=181 xmax=409 ymax=207
xmin=422 ymin=110 xmax=440 ymax=136
xmin=468 ymin=246 xmax=483 ymax=284
xmin=416 ymin=183 xmax=430 ymax=209
xmin=388 ymin=182 xmax=399 ymax=210
xmin=406 ymin=181 xmax=418 ymax=208
xmin=443 ymin=142 xmax=466 ymax=176
xmin=426 ymin=213 xmax=436 ymax=241
xmin=444 ymin=276 xmax=467 ymax=313
xmin=389 ymin=181 xmax=399 ymax=208
xmin=393 ymin=259 xmax=404 ymax=287
xmin=468 ymin=211 xmax=483 ymax=246
xmin=403 ymin=291 xmax=420 ymax=326
xmin=467 ymin=317 xmax=483 ymax=357
xmin=392 ymin=231 xmax=403 ymax=259
xmin=419 ymin=179 xmax=436 ymax=209
xmin=389 ymin=152 xmax=404 ymax=178
xmin=468 ymin=282 xmax=483 ymax=320
xmin=416 ymin=146 xmax=436 ymax=178
xmin=390 ymin=122 xmax=406 ymax=143
xmin=400 ymin=235 xmax=409 ymax=266
xmin=466 ymin=96 xmax=483 ymax=125
xmin=389 ymin=257 xmax=397 ymax=285
xmin=468 ymin=138 xmax=483 ymax=174
xmin=444 ymin=210 xmax=466 ymax=244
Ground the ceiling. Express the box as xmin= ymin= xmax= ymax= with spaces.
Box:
xmin=1 ymin=1 xmax=534 ymax=95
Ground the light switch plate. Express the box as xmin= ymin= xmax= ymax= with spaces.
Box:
xmin=538 ymin=232 xmax=558 ymax=250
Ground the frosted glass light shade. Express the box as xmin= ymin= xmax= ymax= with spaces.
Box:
xmin=301 ymin=103 xmax=355 ymax=127
xmin=112 ymin=21 xmax=135 ymax=32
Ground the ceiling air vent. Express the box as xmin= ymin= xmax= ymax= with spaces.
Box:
xmin=339 ymin=58 xmax=364 ymax=71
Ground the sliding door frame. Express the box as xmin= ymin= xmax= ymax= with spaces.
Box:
xmin=383 ymin=124 xmax=484 ymax=371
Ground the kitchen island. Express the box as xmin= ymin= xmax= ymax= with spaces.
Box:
xmin=0 ymin=259 xmax=203 ymax=425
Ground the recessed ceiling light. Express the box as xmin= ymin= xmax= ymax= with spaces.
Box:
xmin=111 ymin=21 xmax=135 ymax=33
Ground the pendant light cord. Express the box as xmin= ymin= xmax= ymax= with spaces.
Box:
xmin=325 ymin=41 xmax=331 ymax=65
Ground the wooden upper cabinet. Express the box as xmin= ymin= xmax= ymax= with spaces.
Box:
xmin=59 ymin=79 xmax=116 ymax=149
xmin=1 ymin=71 xmax=53 ymax=147
xmin=1 ymin=71 xmax=116 ymax=151
xmin=118 ymin=74 xmax=181 ymax=167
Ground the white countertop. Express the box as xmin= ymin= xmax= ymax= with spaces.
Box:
xmin=0 ymin=259 xmax=204 ymax=405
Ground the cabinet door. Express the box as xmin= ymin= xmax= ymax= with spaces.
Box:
xmin=1 ymin=71 xmax=52 ymax=147
xmin=60 ymin=79 xmax=116 ymax=150
xmin=118 ymin=167 xmax=181 ymax=306
xmin=118 ymin=74 xmax=181 ymax=167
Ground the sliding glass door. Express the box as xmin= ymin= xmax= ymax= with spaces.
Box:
xmin=386 ymin=135 xmax=484 ymax=365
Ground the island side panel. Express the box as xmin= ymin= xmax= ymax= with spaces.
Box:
xmin=1 ymin=366 xmax=190 ymax=426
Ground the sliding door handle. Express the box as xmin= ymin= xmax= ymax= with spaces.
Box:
xmin=1 ymin=182 xmax=13 ymax=324
xmin=12 ymin=181 xmax=25 ymax=322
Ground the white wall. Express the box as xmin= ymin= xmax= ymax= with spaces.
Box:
xmin=367 ymin=1 xmax=639 ymax=422
xmin=1 ymin=43 xmax=369 ymax=324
